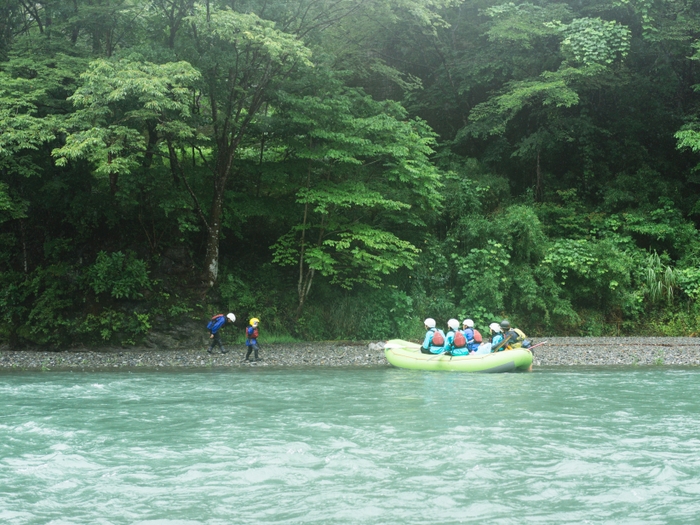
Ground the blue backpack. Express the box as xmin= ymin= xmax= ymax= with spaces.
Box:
xmin=207 ymin=314 xmax=224 ymax=330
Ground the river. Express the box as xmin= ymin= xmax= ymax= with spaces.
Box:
xmin=2 ymin=366 xmax=699 ymax=524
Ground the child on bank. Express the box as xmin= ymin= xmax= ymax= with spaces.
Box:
xmin=245 ymin=318 xmax=261 ymax=361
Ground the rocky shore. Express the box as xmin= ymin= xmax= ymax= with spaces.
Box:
xmin=532 ymin=337 xmax=700 ymax=366
xmin=1 ymin=337 xmax=700 ymax=370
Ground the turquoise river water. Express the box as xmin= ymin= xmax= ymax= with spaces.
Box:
xmin=1 ymin=366 xmax=700 ymax=524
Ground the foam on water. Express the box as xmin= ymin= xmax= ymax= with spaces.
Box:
xmin=1 ymin=367 xmax=700 ymax=524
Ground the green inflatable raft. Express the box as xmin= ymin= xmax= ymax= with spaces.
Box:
xmin=384 ymin=339 xmax=533 ymax=373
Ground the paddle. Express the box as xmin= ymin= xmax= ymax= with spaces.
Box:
xmin=427 ymin=350 xmax=451 ymax=361
xmin=490 ymin=333 xmax=513 ymax=353
xmin=526 ymin=340 xmax=547 ymax=352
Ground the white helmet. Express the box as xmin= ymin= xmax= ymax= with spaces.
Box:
xmin=489 ymin=322 xmax=502 ymax=333
xmin=463 ymin=319 xmax=474 ymax=328
xmin=424 ymin=318 xmax=436 ymax=328
xmin=447 ymin=318 xmax=459 ymax=330
xmin=226 ymin=313 xmax=236 ymax=322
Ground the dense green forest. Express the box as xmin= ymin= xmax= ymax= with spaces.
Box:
xmin=2 ymin=0 xmax=700 ymax=348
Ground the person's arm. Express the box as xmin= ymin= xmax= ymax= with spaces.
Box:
xmin=491 ymin=333 xmax=512 ymax=352
xmin=445 ymin=331 xmax=455 ymax=352
xmin=421 ymin=330 xmax=432 ymax=350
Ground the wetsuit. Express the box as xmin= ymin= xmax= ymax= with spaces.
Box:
xmin=421 ymin=328 xmax=446 ymax=354
xmin=450 ymin=330 xmax=470 ymax=356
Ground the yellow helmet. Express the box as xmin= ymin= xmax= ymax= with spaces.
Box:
xmin=249 ymin=317 xmax=260 ymax=326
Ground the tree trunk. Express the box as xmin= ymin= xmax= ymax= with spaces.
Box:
xmin=202 ymin=182 xmax=224 ymax=288
xmin=20 ymin=218 xmax=28 ymax=274
xmin=295 ymin=268 xmax=314 ymax=319
xmin=295 ymin=164 xmax=313 ymax=318
xmin=201 ymin=139 xmax=237 ymax=288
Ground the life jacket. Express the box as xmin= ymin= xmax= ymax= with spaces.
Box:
xmin=453 ymin=330 xmax=467 ymax=348
xmin=247 ymin=327 xmax=259 ymax=339
xmin=504 ymin=329 xmax=523 ymax=346
xmin=431 ymin=330 xmax=444 ymax=347
xmin=473 ymin=329 xmax=483 ymax=343
xmin=506 ymin=328 xmax=526 ymax=348
xmin=207 ymin=314 xmax=224 ymax=330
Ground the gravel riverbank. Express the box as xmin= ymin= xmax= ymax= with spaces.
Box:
xmin=1 ymin=337 xmax=700 ymax=370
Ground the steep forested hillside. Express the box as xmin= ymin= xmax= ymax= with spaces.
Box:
xmin=2 ymin=0 xmax=699 ymax=347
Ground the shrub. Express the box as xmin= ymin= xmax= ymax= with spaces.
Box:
xmin=87 ymin=251 xmax=151 ymax=300
xmin=0 ymin=265 xmax=85 ymax=346
xmin=77 ymin=309 xmax=152 ymax=345
xmin=676 ymin=266 xmax=700 ymax=301
xmin=0 ymin=260 xmax=157 ymax=347
xmin=216 ymin=264 xmax=294 ymax=338
xmin=543 ymin=238 xmax=632 ymax=310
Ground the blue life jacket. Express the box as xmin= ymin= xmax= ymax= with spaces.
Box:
xmin=207 ymin=315 xmax=226 ymax=334
xmin=463 ymin=328 xmax=480 ymax=352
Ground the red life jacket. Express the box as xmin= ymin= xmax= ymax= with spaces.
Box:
xmin=453 ymin=330 xmax=467 ymax=348
xmin=431 ymin=330 xmax=444 ymax=346
xmin=247 ymin=327 xmax=259 ymax=339
xmin=473 ymin=329 xmax=483 ymax=343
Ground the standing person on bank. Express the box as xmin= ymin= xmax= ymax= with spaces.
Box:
xmin=207 ymin=313 xmax=236 ymax=354
xmin=245 ymin=318 xmax=261 ymax=361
